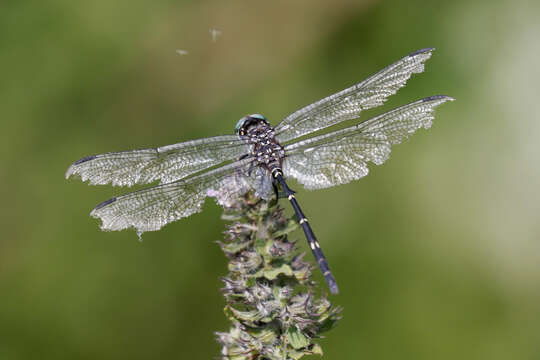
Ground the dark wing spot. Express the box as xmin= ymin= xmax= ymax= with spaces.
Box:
xmin=72 ymin=155 xmax=97 ymax=165
xmin=93 ymin=197 xmax=116 ymax=210
xmin=423 ymin=95 xmax=452 ymax=102
xmin=408 ymin=47 xmax=435 ymax=57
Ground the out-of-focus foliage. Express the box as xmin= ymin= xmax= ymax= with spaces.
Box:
xmin=1 ymin=0 xmax=539 ymax=359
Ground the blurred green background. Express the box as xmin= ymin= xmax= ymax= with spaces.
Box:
xmin=2 ymin=0 xmax=540 ymax=359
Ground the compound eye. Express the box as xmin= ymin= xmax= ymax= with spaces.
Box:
xmin=250 ymin=113 xmax=268 ymax=124
xmin=235 ymin=116 xmax=249 ymax=134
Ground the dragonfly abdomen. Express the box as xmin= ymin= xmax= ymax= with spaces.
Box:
xmin=274 ymin=171 xmax=339 ymax=294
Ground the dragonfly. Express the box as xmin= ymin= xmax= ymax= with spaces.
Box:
xmin=66 ymin=48 xmax=453 ymax=294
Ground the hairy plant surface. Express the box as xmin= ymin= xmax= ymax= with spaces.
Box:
xmin=216 ymin=192 xmax=341 ymax=359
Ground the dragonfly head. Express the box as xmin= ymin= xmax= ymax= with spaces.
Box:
xmin=235 ymin=114 xmax=269 ymax=136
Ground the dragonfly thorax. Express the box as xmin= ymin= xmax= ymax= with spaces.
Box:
xmin=236 ymin=114 xmax=285 ymax=172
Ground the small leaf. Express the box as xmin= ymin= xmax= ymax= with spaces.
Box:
xmin=286 ymin=326 xmax=311 ymax=349
xmin=274 ymin=219 xmax=299 ymax=237
xmin=263 ymin=264 xmax=293 ymax=280
xmin=221 ymin=212 xmax=245 ymax=221
xmin=227 ymin=306 xmax=264 ymax=322
xmin=310 ymin=344 xmax=324 ymax=355
xmin=254 ymin=237 xmax=267 ymax=252
xmin=287 ymin=349 xmax=307 ymax=360
xmin=250 ymin=327 xmax=279 ymax=345
xmin=219 ymin=240 xmax=251 ymax=254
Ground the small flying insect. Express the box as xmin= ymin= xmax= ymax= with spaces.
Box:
xmin=209 ymin=28 xmax=222 ymax=42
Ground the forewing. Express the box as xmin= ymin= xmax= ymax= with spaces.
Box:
xmin=90 ymin=157 xmax=255 ymax=234
xmin=275 ymin=48 xmax=435 ymax=143
xmin=66 ymin=135 xmax=247 ymax=186
xmin=283 ymin=95 xmax=454 ymax=189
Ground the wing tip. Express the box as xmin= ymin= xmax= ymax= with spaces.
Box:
xmin=65 ymin=166 xmax=76 ymax=180
xmin=65 ymin=155 xmax=97 ymax=179
xmin=92 ymin=197 xmax=117 ymax=212
xmin=408 ymin=47 xmax=435 ymax=57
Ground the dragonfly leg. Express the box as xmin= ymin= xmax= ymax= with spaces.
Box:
xmin=273 ymin=171 xmax=339 ymax=294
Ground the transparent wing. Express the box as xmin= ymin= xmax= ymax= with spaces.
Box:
xmin=248 ymin=166 xmax=275 ymax=201
xmin=90 ymin=157 xmax=258 ymax=234
xmin=283 ymin=95 xmax=454 ymax=190
xmin=65 ymin=135 xmax=247 ymax=186
xmin=275 ymin=48 xmax=435 ymax=143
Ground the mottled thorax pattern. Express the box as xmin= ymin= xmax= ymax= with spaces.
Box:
xmin=244 ymin=122 xmax=285 ymax=173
